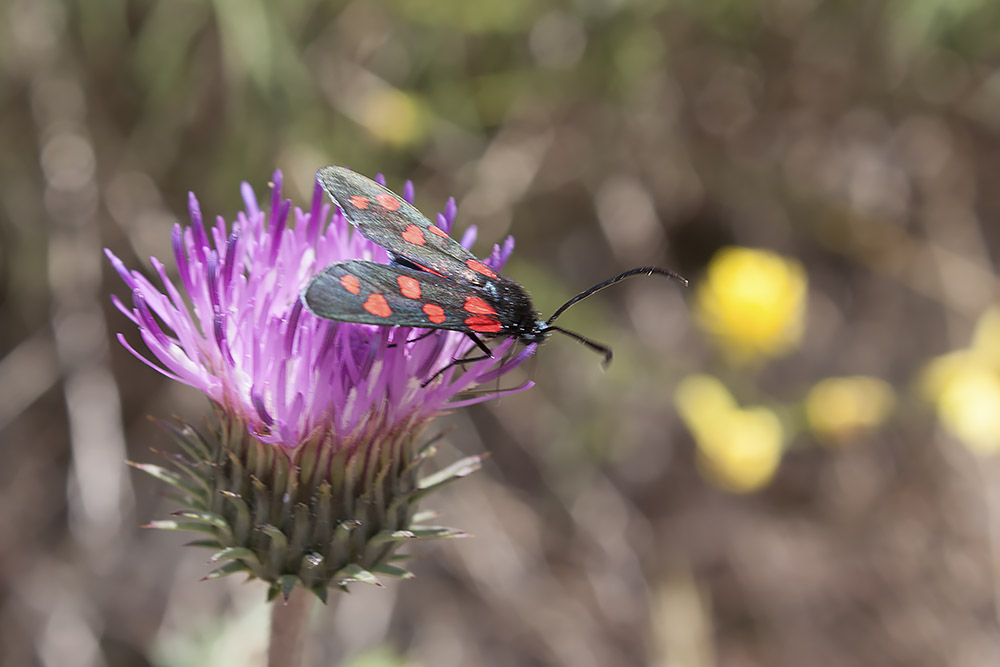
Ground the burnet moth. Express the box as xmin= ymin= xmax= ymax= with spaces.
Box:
xmin=302 ymin=166 xmax=687 ymax=382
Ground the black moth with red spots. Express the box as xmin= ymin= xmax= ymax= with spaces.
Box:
xmin=303 ymin=165 xmax=687 ymax=381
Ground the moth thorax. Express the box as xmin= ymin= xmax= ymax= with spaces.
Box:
xmin=493 ymin=278 xmax=541 ymax=339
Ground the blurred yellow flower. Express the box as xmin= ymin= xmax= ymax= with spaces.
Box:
xmin=806 ymin=376 xmax=896 ymax=444
xmin=694 ymin=247 xmax=807 ymax=364
xmin=936 ymin=368 xmax=1000 ymax=454
xmin=922 ymin=307 xmax=1000 ymax=454
xmin=969 ymin=307 xmax=1000 ymax=365
xmin=360 ymin=89 xmax=427 ymax=147
xmin=675 ymin=374 xmax=783 ymax=493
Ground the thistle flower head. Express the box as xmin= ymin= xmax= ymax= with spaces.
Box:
xmin=108 ymin=169 xmax=532 ymax=599
xmin=108 ymin=170 xmax=531 ymax=444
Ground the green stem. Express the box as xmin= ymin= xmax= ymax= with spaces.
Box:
xmin=268 ymin=588 xmax=316 ymax=667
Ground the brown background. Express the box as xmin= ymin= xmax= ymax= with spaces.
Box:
xmin=3 ymin=1 xmax=1000 ymax=665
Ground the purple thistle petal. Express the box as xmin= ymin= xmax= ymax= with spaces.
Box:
xmin=286 ymin=393 xmax=305 ymax=440
xmin=188 ymin=193 xmax=209 ymax=267
xmin=444 ymin=197 xmax=457 ymax=228
xmin=307 ymin=180 xmax=324 ymax=243
xmin=210 ymin=222 xmax=226 ymax=266
xmin=436 ymin=213 xmax=450 ymax=235
xmin=214 ymin=312 xmax=233 ymax=367
xmin=486 ymin=244 xmax=503 ymax=271
xmin=500 ymin=235 xmax=515 ymax=264
xmin=104 ymin=249 xmax=136 ymax=289
xmin=275 ymin=355 xmax=289 ymax=431
xmin=268 ymin=199 xmax=291 ymax=264
xmin=241 ymin=181 xmax=259 ymax=218
xmin=110 ymin=294 xmax=139 ymax=325
xmin=284 ymin=299 xmax=303 ymax=357
xmin=147 ymin=258 xmax=201 ymax=354
xmin=206 ymin=251 xmax=220 ymax=310
xmin=132 ymin=291 xmax=174 ymax=357
xmin=252 ymin=388 xmax=274 ymax=427
xmin=460 ymin=225 xmax=477 ymax=251
xmin=485 ymin=235 xmax=516 ymax=272
xmin=221 ymin=228 xmax=239 ymax=288
xmin=115 ymin=333 xmax=185 ymax=383
xmin=403 ymin=180 xmax=415 ymax=204
xmin=270 ymin=171 xmax=283 ymax=224
xmin=170 ymin=224 xmax=189 ymax=282
xmin=213 ymin=214 xmax=228 ymax=252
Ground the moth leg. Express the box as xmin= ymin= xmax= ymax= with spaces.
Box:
xmin=387 ymin=329 xmax=437 ymax=348
xmin=421 ymin=354 xmax=491 ymax=387
xmin=420 ymin=333 xmax=494 ymax=387
xmin=466 ymin=332 xmax=492 ymax=357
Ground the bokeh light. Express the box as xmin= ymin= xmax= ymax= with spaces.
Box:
xmin=923 ymin=308 xmax=1000 ymax=454
xmin=694 ymin=247 xmax=808 ymax=365
xmin=675 ymin=374 xmax=784 ymax=493
xmin=806 ymin=375 xmax=896 ymax=444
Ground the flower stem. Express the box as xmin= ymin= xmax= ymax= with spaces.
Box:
xmin=268 ymin=588 xmax=316 ymax=667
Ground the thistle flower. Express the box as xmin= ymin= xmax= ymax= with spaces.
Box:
xmin=107 ymin=170 xmax=532 ymax=601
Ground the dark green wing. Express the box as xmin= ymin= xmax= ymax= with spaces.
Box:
xmin=303 ymin=260 xmax=503 ymax=333
xmin=317 ymin=166 xmax=500 ymax=286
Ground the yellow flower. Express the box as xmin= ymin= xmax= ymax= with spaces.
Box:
xmin=970 ymin=307 xmax=1000 ymax=365
xmin=359 ymin=89 xmax=426 ymax=147
xmin=806 ymin=376 xmax=896 ymax=444
xmin=936 ymin=368 xmax=1000 ymax=454
xmin=675 ymin=374 xmax=783 ymax=493
xmin=694 ymin=247 xmax=807 ymax=364
xmin=922 ymin=308 xmax=1000 ymax=454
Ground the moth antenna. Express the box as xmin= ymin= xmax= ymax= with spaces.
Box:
xmin=544 ymin=326 xmax=613 ymax=368
xmin=546 ymin=266 xmax=688 ymax=325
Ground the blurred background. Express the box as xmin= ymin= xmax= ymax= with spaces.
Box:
xmin=3 ymin=0 xmax=1000 ymax=665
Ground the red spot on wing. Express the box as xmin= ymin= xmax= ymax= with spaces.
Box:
xmin=466 ymin=259 xmax=497 ymax=279
xmin=428 ymin=224 xmax=449 ymax=238
xmin=414 ymin=262 xmax=445 ymax=278
xmin=340 ymin=274 xmax=361 ymax=295
xmin=423 ymin=303 xmax=446 ymax=324
xmin=402 ymin=225 xmax=426 ymax=245
xmin=363 ymin=294 xmax=392 ymax=318
xmin=375 ymin=193 xmax=401 ymax=211
xmin=349 ymin=196 xmax=369 ymax=210
xmin=397 ymin=275 xmax=421 ymax=299
xmin=463 ymin=296 xmax=497 ymax=316
xmin=465 ymin=315 xmax=502 ymax=333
